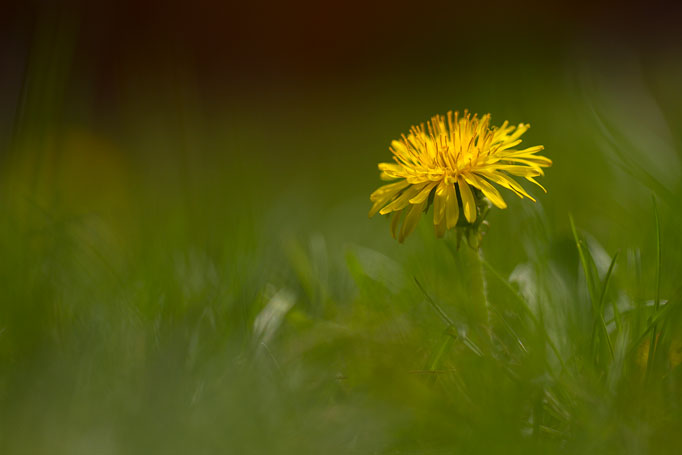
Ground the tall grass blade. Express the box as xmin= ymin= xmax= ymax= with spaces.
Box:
xmin=479 ymin=258 xmax=566 ymax=371
xmin=599 ymin=251 xmax=621 ymax=332
xmin=653 ymin=196 xmax=662 ymax=314
xmin=570 ymin=215 xmax=614 ymax=360
xmin=646 ymin=196 xmax=662 ymax=377
xmin=414 ymin=276 xmax=454 ymax=327
xmin=629 ymin=299 xmax=675 ymax=356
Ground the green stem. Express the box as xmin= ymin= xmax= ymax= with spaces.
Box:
xmin=477 ymin=247 xmax=493 ymax=332
xmin=445 ymin=239 xmax=493 ymax=350
xmin=467 ymin=246 xmax=493 ymax=349
xmin=480 ymin=257 xmax=567 ymax=372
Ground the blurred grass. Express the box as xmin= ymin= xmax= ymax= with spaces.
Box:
xmin=2 ymin=17 xmax=682 ymax=454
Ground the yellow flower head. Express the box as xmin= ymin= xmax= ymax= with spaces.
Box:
xmin=369 ymin=111 xmax=551 ymax=242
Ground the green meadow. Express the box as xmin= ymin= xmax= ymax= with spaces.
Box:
xmin=2 ymin=28 xmax=682 ymax=454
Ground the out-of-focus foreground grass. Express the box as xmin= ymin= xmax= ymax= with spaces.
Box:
xmin=2 ymin=22 xmax=682 ymax=454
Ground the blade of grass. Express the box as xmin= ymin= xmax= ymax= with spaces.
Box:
xmin=629 ymin=300 xmax=675 ymax=357
xmin=427 ymin=333 xmax=455 ymax=371
xmin=599 ymin=251 xmax=621 ymax=333
xmin=478 ymin=258 xmax=566 ymax=372
xmin=414 ymin=277 xmax=484 ymax=359
xmin=654 ymin=196 xmax=662 ymax=314
xmin=414 ymin=276 xmax=454 ymax=327
xmin=604 ymin=299 xmax=666 ymax=326
xmin=570 ymin=215 xmax=614 ymax=360
xmin=569 ymin=215 xmax=600 ymax=306
xmin=488 ymin=303 xmax=528 ymax=354
xmin=414 ymin=276 xmax=458 ymax=373
xmin=646 ymin=196 xmax=662 ymax=378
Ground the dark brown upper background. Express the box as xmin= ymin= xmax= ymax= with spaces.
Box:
xmin=1 ymin=0 xmax=681 ymax=151
xmin=4 ymin=0 xmax=681 ymax=87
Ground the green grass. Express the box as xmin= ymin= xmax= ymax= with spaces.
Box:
xmin=2 ymin=31 xmax=682 ymax=454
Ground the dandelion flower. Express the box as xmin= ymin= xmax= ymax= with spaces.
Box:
xmin=369 ymin=111 xmax=551 ymax=242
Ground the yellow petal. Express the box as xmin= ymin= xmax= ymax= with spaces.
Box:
xmin=434 ymin=215 xmax=447 ymax=238
xmin=465 ymin=174 xmax=507 ymax=209
xmin=399 ymin=200 xmax=426 ymax=242
xmin=425 ymin=138 xmax=437 ymax=162
xmin=494 ymin=139 xmax=522 ymax=152
xmin=409 ymin=181 xmax=437 ymax=204
xmin=379 ymin=183 xmax=425 ymax=215
xmin=505 ymin=145 xmax=544 ymax=156
xmin=377 ymin=164 xmax=404 ymax=180
xmin=445 ymin=182 xmax=460 ymax=228
xmin=505 ymin=154 xmax=552 ymax=167
xmin=503 ymin=158 xmax=546 ymax=174
xmin=433 ymin=181 xmax=448 ymax=225
xmin=369 ymin=180 xmax=411 ymax=217
xmin=369 ymin=199 xmax=383 ymax=218
xmin=370 ymin=179 xmax=409 ymax=201
xmin=457 ymin=176 xmax=476 ymax=223
xmin=525 ymin=176 xmax=547 ymax=193
xmin=508 ymin=123 xmax=530 ymax=141
xmin=390 ymin=210 xmax=403 ymax=240
xmin=391 ymin=140 xmax=408 ymax=156
xmin=377 ymin=162 xmax=403 ymax=173
xmin=491 ymin=164 xmax=542 ymax=177
xmin=479 ymin=170 xmax=535 ymax=201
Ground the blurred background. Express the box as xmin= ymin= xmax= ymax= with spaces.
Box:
xmin=1 ymin=1 xmax=682 ymax=453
